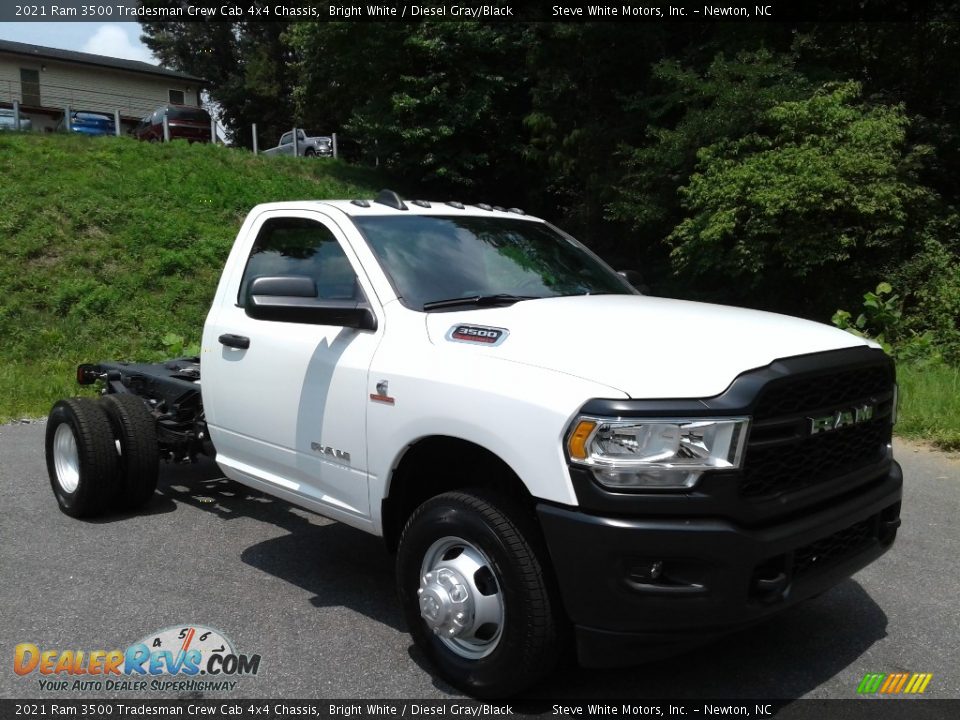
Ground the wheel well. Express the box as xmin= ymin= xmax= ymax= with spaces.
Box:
xmin=381 ymin=436 xmax=534 ymax=552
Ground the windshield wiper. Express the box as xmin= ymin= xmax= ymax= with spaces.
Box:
xmin=422 ymin=294 xmax=541 ymax=311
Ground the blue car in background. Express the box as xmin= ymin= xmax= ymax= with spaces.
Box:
xmin=57 ymin=111 xmax=115 ymax=136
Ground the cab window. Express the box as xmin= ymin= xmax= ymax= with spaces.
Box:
xmin=238 ymin=217 xmax=359 ymax=305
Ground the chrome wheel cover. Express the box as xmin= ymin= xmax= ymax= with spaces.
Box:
xmin=418 ymin=536 xmax=505 ymax=660
xmin=53 ymin=423 xmax=80 ymax=493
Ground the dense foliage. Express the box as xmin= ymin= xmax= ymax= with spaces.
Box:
xmin=138 ymin=11 xmax=960 ymax=360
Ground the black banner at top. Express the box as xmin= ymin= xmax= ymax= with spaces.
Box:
xmin=1 ymin=0 xmax=958 ymax=23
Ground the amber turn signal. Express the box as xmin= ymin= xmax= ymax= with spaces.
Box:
xmin=567 ymin=419 xmax=596 ymax=460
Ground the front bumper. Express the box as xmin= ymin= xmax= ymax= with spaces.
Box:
xmin=538 ymin=461 xmax=902 ymax=667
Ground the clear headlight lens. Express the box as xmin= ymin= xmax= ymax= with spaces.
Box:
xmin=567 ymin=417 xmax=749 ymax=490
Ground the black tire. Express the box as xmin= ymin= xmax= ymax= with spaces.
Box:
xmin=45 ymin=398 xmax=118 ymax=518
xmin=100 ymin=394 xmax=159 ymax=511
xmin=304 ymin=148 xmax=316 ymax=157
xmin=397 ymin=489 xmax=563 ymax=697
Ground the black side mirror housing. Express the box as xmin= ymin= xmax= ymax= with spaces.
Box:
xmin=245 ymin=275 xmax=377 ymax=331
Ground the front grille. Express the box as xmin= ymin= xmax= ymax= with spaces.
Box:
xmin=742 ymin=420 xmax=889 ymax=498
xmin=741 ymin=359 xmax=894 ymax=501
xmin=753 ymin=364 xmax=892 ymax=420
xmin=793 ymin=516 xmax=876 ymax=578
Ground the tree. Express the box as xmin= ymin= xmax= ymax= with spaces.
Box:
xmin=139 ymin=3 xmax=297 ymax=147
xmin=287 ymin=23 xmax=531 ymax=197
xmin=609 ymin=50 xmax=811 ymax=250
xmin=666 ymin=81 xmax=938 ymax=317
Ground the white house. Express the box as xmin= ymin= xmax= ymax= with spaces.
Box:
xmin=0 ymin=39 xmax=205 ymax=133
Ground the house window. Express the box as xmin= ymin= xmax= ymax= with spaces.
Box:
xmin=20 ymin=69 xmax=40 ymax=106
xmin=169 ymin=89 xmax=185 ymax=104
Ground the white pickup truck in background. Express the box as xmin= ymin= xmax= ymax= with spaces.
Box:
xmin=262 ymin=128 xmax=333 ymax=157
xmin=45 ymin=190 xmax=903 ymax=697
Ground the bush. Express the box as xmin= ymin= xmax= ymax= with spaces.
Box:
xmin=667 ymin=81 xmax=938 ymax=318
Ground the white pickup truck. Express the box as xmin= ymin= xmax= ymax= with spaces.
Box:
xmin=262 ymin=129 xmax=333 ymax=158
xmin=45 ymin=190 xmax=903 ymax=697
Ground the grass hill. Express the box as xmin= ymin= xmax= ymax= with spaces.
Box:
xmin=0 ymin=132 xmax=381 ymax=421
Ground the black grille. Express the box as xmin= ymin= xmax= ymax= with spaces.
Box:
xmin=742 ymin=420 xmax=889 ymax=499
xmin=753 ymin=364 xmax=892 ymax=420
xmin=741 ymin=359 xmax=894 ymax=501
xmin=793 ymin=517 xmax=876 ymax=578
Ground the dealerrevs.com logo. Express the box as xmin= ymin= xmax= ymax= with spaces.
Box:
xmin=14 ymin=625 xmax=261 ymax=693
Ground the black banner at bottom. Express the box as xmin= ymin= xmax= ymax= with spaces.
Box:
xmin=1 ymin=699 xmax=956 ymax=720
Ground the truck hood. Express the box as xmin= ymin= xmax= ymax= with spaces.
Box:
xmin=424 ymin=295 xmax=872 ymax=399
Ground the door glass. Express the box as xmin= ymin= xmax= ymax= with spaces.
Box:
xmin=239 ymin=218 xmax=358 ymax=305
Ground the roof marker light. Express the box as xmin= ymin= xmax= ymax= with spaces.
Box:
xmin=374 ymin=189 xmax=408 ymax=211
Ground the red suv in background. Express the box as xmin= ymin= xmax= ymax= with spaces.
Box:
xmin=133 ymin=104 xmax=212 ymax=143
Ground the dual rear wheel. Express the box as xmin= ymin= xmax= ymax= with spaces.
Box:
xmin=45 ymin=395 xmax=159 ymax=518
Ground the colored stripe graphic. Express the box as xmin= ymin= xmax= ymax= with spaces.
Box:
xmin=881 ymin=673 xmax=908 ymax=693
xmin=910 ymin=674 xmax=933 ymax=694
xmin=857 ymin=673 xmax=886 ymax=693
xmin=858 ymin=672 xmax=932 ymax=694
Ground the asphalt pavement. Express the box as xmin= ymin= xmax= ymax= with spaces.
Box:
xmin=1 ymin=422 xmax=958 ymax=701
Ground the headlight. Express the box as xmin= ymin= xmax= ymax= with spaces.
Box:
xmin=566 ymin=416 xmax=749 ymax=490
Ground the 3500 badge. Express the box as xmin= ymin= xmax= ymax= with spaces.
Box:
xmin=446 ymin=325 xmax=509 ymax=346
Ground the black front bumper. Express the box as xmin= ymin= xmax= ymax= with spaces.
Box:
xmin=537 ymin=462 xmax=902 ymax=668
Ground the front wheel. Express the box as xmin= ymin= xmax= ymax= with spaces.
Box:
xmin=304 ymin=148 xmax=316 ymax=157
xmin=396 ymin=490 xmax=563 ymax=697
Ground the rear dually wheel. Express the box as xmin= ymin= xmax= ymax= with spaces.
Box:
xmin=46 ymin=398 xmax=118 ymax=518
xmin=100 ymin=393 xmax=159 ymax=511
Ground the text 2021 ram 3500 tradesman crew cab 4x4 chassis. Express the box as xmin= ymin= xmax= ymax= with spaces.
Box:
xmin=45 ymin=190 xmax=902 ymax=697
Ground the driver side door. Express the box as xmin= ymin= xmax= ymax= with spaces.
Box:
xmin=202 ymin=211 xmax=381 ymax=525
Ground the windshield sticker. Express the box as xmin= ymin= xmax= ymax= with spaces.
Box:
xmin=446 ymin=325 xmax=509 ymax=347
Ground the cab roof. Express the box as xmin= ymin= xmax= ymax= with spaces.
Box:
xmin=247 ymin=190 xmax=542 ymax=222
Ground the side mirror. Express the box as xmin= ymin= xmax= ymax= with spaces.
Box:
xmin=245 ymin=275 xmax=377 ymax=331
xmin=617 ymin=269 xmax=649 ymax=295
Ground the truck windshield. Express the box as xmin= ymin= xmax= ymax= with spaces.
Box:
xmin=354 ymin=215 xmax=634 ymax=311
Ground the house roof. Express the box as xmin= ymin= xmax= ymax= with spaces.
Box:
xmin=0 ymin=39 xmax=205 ymax=84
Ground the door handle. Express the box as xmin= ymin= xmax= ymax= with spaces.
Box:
xmin=218 ymin=333 xmax=250 ymax=350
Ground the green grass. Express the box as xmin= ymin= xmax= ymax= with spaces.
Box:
xmin=0 ymin=132 xmax=381 ymax=422
xmin=896 ymin=362 xmax=960 ymax=451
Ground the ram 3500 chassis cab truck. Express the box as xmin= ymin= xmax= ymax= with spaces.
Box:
xmin=46 ymin=190 xmax=903 ymax=697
